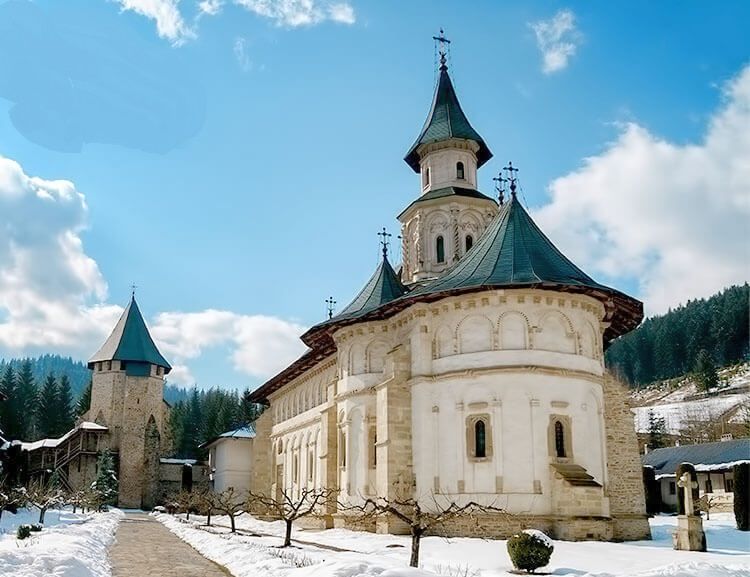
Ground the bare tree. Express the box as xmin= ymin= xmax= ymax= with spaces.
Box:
xmin=246 ymin=487 xmax=332 ymax=547
xmin=0 ymin=482 xmax=26 ymax=521
xmin=67 ymin=489 xmax=88 ymax=514
xmin=213 ymin=487 xmax=246 ymax=532
xmin=343 ymin=494 xmax=506 ymax=568
xmin=197 ymin=488 xmax=216 ymax=526
xmin=174 ymin=490 xmax=201 ymax=520
xmin=26 ymin=478 xmax=65 ymax=524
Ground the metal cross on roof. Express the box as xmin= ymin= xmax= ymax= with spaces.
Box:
xmin=378 ymin=227 xmax=392 ymax=258
xmin=492 ymin=173 xmax=507 ymax=206
xmin=503 ymin=161 xmax=519 ymax=197
xmin=325 ymin=296 xmax=337 ymax=320
xmin=433 ymin=28 xmax=451 ymax=70
xmin=130 ymin=283 xmax=138 ymax=297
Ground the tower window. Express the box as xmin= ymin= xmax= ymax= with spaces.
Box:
xmin=456 ymin=161 xmax=465 ymax=180
xmin=423 ymin=167 xmax=430 ymax=188
xmin=436 ymin=235 xmax=445 ymax=263
xmin=474 ymin=420 xmax=486 ymax=458
xmin=465 ymin=235 xmax=473 ymax=251
xmin=554 ymin=420 xmax=566 ymax=458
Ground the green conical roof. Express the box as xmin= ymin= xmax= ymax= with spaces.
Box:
xmin=334 ymin=255 xmax=408 ymax=321
xmin=409 ymin=195 xmax=642 ymax=341
xmin=88 ymin=297 xmax=171 ymax=373
xmin=404 ymin=65 xmax=492 ymax=172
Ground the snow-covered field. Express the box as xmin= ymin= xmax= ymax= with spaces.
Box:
xmin=0 ymin=507 xmax=122 ymax=577
xmin=633 ymin=392 xmax=749 ymax=434
xmin=156 ymin=511 xmax=750 ymax=577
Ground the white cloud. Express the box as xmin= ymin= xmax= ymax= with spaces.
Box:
xmin=198 ymin=0 xmax=223 ymax=16
xmin=0 ymin=155 xmax=307 ymax=386
xmin=226 ymin=0 xmax=355 ymax=28
xmin=0 ymin=155 xmax=122 ymax=354
xmin=233 ymin=37 xmax=253 ymax=72
xmin=115 ymin=0 xmax=195 ymax=45
xmin=151 ymin=310 xmax=306 ymax=384
xmin=529 ymin=9 xmax=581 ymax=74
xmin=534 ymin=65 xmax=750 ymax=314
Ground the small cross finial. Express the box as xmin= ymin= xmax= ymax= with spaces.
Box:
xmin=492 ymin=173 xmax=507 ymax=206
xmin=433 ymin=28 xmax=451 ymax=70
xmin=130 ymin=283 xmax=138 ymax=298
xmin=503 ymin=161 xmax=519 ymax=197
xmin=377 ymin=227 xmax=392 ymax=258
xmin=325 ymin=296 xmax=337 ymax=320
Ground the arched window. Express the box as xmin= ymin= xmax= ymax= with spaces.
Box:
xmin=456 ymin=161 xmax=465 ymax=180
xmin=436 ymin=235 xmax=445 ymax=263
xmin=465 ymin=235 xmax=473 ymax=251
xmin=554 ymin=421 xmax=566 ymax=458
xmin=474 ymin=420 xmax=486 ymax=458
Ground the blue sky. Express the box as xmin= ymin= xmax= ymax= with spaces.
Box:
xmin=0 ymin=0 xmax=748 ymax=390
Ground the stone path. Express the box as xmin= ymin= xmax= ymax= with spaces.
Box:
xmin=109 ymin=512 xmax=232 ymax=576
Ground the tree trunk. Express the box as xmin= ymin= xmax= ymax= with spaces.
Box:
xmin=410 ymin=529 xmax=422 ymax=568
xmin=230 ymin=513 xmax=236 ymax=533
xmin=186 ymin=509 xmax=190 ymax=520
xmin=0 ymin=508 xmax=4 ymax=521
xmin=72 ymin=504 xmax=77 ymax=514
xmin=206 ymin=508 xmax=212 ymax=526
xmin=283 ymin=519 xmax=293 ymax=547
xmin=39 ymin=507 xmax=46 ymax=524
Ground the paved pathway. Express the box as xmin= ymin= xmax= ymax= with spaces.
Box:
xmin=110 ymin=512 xmax=231 ymax=577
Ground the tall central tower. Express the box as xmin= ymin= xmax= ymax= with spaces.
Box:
xmin=87 ymin=296 xmax=172 ymax=509
xmin=399 ymin=36 xmax=498 ymax=283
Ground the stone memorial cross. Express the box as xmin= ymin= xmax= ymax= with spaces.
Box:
xmin=677 ymin=471 xmax=698 ymax=516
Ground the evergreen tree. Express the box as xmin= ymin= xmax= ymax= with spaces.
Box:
xmin=56 ymin=375 xmax=75 ymax=435
xmin=15 ymin=360 xmax=38 ymax=440
xmin=76 ymin=380 xmax=92 ymax=419
xmin=91 ymin=449 xmax=118 ymax=508
xmin=694 ymin=349 xmax=719 ymax=392
xmin=0 ymin=365 xmax=20 ymax=439
xmin=37 ymin=374 xmax=60 ymax=438
xmin=646 ymin=409 xmax=667 ymax=450
xmin=240 ymin=388 xmax=262 ymax=425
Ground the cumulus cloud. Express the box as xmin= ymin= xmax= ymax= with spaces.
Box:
xmin=0 ymin=155 xmax=122 ymax=353
xmin=151 ymin=310 xmax=307 ymax=384
xmin=116 ymin=0 xmax=195 ymax=45
xmin=0 ymin=155 xmax=307 ymax=386
xmin=234 ymin=0 xmax=356 ymax=27
xmin=534 ymin=65 xmax=750 ymax=314
xmin=529 ymin=9 xmax=581 ymax=74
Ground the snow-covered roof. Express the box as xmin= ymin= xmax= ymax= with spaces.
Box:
xmin=643 ymin=438 xmax=750 ymax=477
xmin=20 ymin=421 xmax=108 ymax=452
xmin=160 ymin=458 xmax=198 ymax=465
xmin=200 ymin=425 xmax=255 ymax=449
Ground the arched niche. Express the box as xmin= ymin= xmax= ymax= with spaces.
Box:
xmin=366 ymin=340 xmax=389 ymax=373
xmin=536 ymin=311 xmax=575 ymax=354
xmin=498 ymin=311 xmax=529 ymax=350
xmin=457 ymin=315 xmax=493 ymax=354
xmin=433 ymin=325 xmax=454 ymax=359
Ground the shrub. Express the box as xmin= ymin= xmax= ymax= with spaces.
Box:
xmin=507 ymin=529 xmax=554 ymax=573
xmin=16 ymin=525 xmax=32 ymax=540
xmin=676 ymin=463 xmax=699 ymax=515
xmin=734 ymin=462 xmax=749 ymax=531
xmin=29 ymin=524 xmax=43 ymax=532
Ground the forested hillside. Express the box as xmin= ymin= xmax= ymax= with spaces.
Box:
xmin=606 ymin=284 xmax=749 ymax=387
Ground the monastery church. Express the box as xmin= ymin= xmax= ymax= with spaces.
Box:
xmin=244 ymin=41 xmax=651 ymax=541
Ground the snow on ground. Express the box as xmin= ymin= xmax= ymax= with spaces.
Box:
xmin=0 ymin=507 xmax=122 ymax=577
xmin=157 ymin=511 xmax=750 ymax=577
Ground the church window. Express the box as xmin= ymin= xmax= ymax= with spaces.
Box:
xmin=423 ymin=167 xmax=431 ymax=188
xmin=339 ymin=430 xmax=346 ymax=468
xmin=465 ymin=235 xmax=473 ymax=251
xmin=293 ymin=454 xmax=299 ymax=484
xmin=369 ymin=427 xmax=377 ymax=468
xmin=466 ymin=414 xmax=492 ymax=460
xmin=308 ymin=449 xmax=315 ymax=482
xmin=474 ymin=420 xmax=486 ymax=458
xmin=436 ymin=236 xmax=445 ymax=263
xmin=554 ymin=420 xmax=566 ymax=458
xmin=456 ymin=161 xmax=465 ymax=180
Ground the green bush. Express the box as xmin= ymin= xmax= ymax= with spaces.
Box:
xmin=507 ymin=530 xmax=554 ymax=573
xmin=676 ymin=463 xmax=699 ymax=515
xmin=734 ymin=462 xmax=749 ymax=531
xmin=16 ymin=525 xmax=32 ymax=540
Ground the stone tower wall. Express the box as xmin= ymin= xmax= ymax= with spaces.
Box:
xmin=603 ymin=373 xmax=651 ymax=540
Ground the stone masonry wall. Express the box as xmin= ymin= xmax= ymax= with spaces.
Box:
xmin=603 ymin=373 xmax=651 ymax=540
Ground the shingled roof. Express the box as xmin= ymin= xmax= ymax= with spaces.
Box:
xmin=404 ymin=65 xmax=492 ymax=172
xmin=643 ymin=439 xmax=750 ymax=477
xmin=398 ymin=186 xmax=495 ymax=219
xmin=88 ymin=296 xmax=171 ymax=373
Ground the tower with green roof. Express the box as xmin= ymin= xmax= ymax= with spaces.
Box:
xmin=87 ymin=295 xmax=172 ymax=508
xmin=400 ymin=31 xmax=498 ymax=283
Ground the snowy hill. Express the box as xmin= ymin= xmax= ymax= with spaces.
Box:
xmin=630 ymin=363 xmax=750 ymax=435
